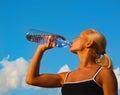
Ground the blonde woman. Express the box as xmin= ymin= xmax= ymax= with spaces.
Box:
xmin=25 ymin=29 xmax=118 ymax=95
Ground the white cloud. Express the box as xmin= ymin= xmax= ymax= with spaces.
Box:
xmin=57 ymin=64 xmax=71 ymax=73
xmin=114 ymin=67 xmax=120 ymax=90
xmin=0 ymin=56 xmax=38 ymax=93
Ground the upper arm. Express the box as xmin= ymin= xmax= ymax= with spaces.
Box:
xmin=26 ymin=72 xmax=67 ymax=88
xmin=101 ymin=68 xmax=118 ymax=95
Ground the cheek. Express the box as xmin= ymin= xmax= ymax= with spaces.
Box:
xmin=70 ymin=41 xmax=81 ymax=52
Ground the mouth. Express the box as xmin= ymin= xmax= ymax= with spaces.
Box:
xmin=70 ymin=44 xmax=72 ymax=48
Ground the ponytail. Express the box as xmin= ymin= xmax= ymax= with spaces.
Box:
xmin=97 ymin=54 xmax=113 ymax=69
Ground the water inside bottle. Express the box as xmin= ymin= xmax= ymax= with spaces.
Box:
xmin=26 ymin=29 xmax=72 ymax=48
xmin=56 ymin=39 xmax=72 ymax=48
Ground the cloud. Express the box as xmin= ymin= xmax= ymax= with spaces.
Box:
xmin=57 ymin=64 xmax=71 ymax=73
xmin=114 ymin=67 xmax=120 ymax=90
xmin=0 ymin=55 xmax=38 ymax=93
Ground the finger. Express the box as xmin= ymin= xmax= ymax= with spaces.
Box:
xmin=48 ymin=35 xmax=52 ymax=44
xmin=45 ymin=35 xmax=52 ymax=48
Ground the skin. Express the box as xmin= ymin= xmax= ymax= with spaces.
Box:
xmin=25 ymin=30 xmax=118 ymax=95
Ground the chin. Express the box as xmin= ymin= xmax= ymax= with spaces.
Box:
xmin=70 ymin=48 xmax=77 ymax=54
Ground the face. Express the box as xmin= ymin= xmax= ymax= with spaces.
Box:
xmin=70 ymin=31 xmax=88 ymax=54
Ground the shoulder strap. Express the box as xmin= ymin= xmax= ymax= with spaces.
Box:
xmin=93 ymin=67 xmax=103 ymax=79
xmin=64 ymin=72 xmax=70 ymax=83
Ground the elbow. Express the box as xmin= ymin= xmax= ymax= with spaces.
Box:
xmin=25 ymin=78 xmax=34 ymax=85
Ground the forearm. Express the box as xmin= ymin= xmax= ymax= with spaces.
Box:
xmin=25 ymin=46 xmax=45 ymax=84
xmin=25 ymin=37 xmax=55 ymax=85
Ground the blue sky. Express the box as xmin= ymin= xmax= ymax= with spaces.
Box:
xmin=0 ymin=0 xmax=120 ymax=95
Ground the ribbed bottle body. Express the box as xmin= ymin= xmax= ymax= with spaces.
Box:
xmin=26 ymin=29 xmax=71 ymax=48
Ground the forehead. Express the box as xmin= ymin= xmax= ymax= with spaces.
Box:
xmin=78 ymin=30 xmax=93 ymax=41
xmin=79 ymin=30 xmax=88 ymax=37
xmin=79 ymin=29 xmax=94 ymax=37
xmin=77 ymin=32 xmax=87 ymax=41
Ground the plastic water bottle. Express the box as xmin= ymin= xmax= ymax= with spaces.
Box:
xmin=26 ymin=29 xmax=72 ymax=48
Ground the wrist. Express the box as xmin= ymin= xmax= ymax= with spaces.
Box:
xmin=37 ymin=45 xmax=47 ymax=53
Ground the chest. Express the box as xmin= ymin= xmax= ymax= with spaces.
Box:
xmin=66 ymin=69 xmax=96 ymax=82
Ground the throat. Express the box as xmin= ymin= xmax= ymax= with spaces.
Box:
xmin=78 ymin=62 xmax=97 ymax=69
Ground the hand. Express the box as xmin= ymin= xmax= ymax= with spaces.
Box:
xmin=38 ymin=35 xmax=56 ymax=52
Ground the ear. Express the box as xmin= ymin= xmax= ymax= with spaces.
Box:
xmin=86 ymin=40 xmax=94 ymax=48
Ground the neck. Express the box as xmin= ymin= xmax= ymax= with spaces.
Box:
xmin=77 ymin=51 xmax=96 ymax=69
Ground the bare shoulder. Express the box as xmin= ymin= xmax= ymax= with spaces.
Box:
xmin=100 ymin=67 xmax=115 ymax=77
xmin=58 ymin=72 xmax=69 ymax=85
xmin=100 ymin=67 xmax=118 ymax=86
xmin=99 ymin=67 xmax=118 ymax=95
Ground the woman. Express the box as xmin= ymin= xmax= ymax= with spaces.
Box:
xmin=25 ymin=29 xmax=118 ymax=95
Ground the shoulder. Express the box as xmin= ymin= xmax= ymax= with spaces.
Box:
xmin=100 ymin=67 xmax=115 ymax=77
xmin=100 ymin=67 xmax=117 ymax=86
xmin=99 ymin=67 xmax=118 ymax=95
xmin=58 ymin=72 xmax=70 ymax=85
xmin=58 ymin=72 xmax=69 ymax=78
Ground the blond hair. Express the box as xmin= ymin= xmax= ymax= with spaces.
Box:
xmin=86 ymin=29 xmax=113 ymax=69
